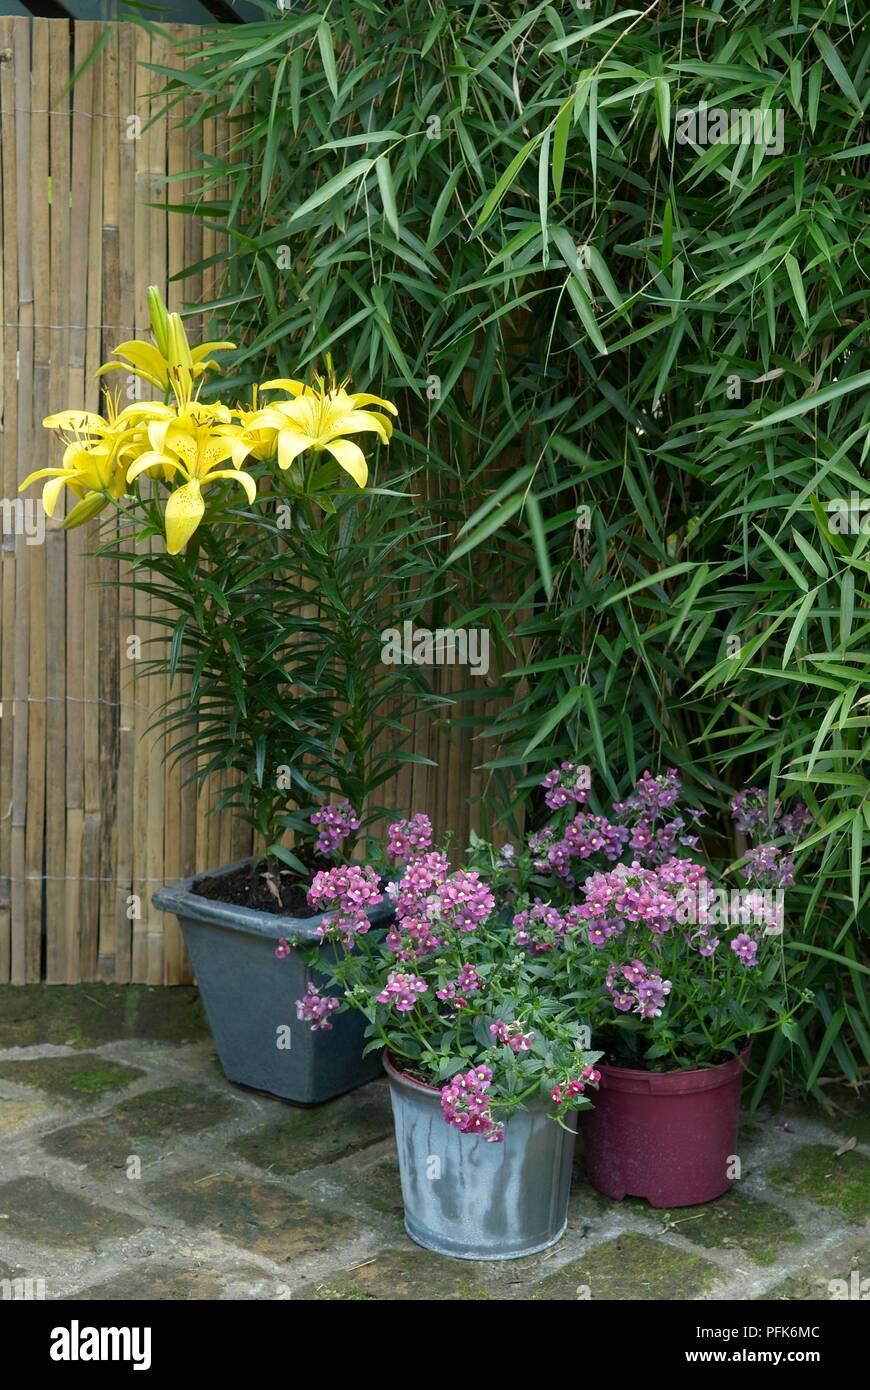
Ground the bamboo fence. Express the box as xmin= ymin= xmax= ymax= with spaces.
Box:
xmin=0 ymin=17 xmax=501 ymax=985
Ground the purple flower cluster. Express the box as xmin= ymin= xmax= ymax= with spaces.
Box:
xmin=730 ymin=787 xmax=811 ymax=843
xmin=528 ymin=826 xmax=557 ymax=870
xmin=740 ymin=844 xmax=795 ymax=888
xmin=612 ymin=769 xmax=704 ymax=864
xmin=532 ymin=813 xmax=628 ymax=882
xmin=731 ymin=932 xmax=758 ymax=967
xmin=562 ymin=813 xmax=629 ymax=865
xmin=606 ymin=960 xmax=673 ymax=1019
xmin=387 ymin=813 xmax=433 ymax=862
xmin=614 ymin=768 xmax=682 ymax=818
xmin=437 ymin=869 xmax=496 ymax=932
xmin=578 ymin=859 xmax=704 ymax=946
xmin=295 ymin=982 xmax=340 ymax=1031
xmin=440 ymin=1065 xmax=504 ymax=1142
xmin=436 ymin=963 xmax=481 ymax=1009
xmin=387 ymin=850 xmax=449 ymax=916
xmin=550 ymin=1064 xmax=601 ymax=1106
xmin=541 ymin=760 xmax=590 ymax=812
xmin=383 ymin=852 xmax=495 ymax=959
xmin=687 ymin=924 xmax=719 ymax=957
xmin=384 ymin=850 xmax=450 ymax=960
xmin=310 ymin=800 xmax=360 ymax=855
xmin=512 ymin=898 xmax=583 ymax=953
xmin=377 ymin=970 xmax=427 ymax=1012
xmin=490 ymin=1019 xmax=534 ymax=1052
xmin=307 ymin=863 xmax=383 ymax=945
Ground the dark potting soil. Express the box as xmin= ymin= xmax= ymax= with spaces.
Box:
xmin=389 ymin=1056 xmax=440 ymax=1090
xmin=192 ymin=858 xmax=327 ymax=918
xmin=601 ymin=1045 xmax=745 ymax=1073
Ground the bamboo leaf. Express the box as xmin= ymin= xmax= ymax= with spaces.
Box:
xmin=287 ymin=159 xmax=373 ymax=224
xmin=813 ymin=31 xmax=863 ymax=112
xmin=317 ymin=19 xmax=339 ymax=101
xmin=552 ymin=100 xmax=571 ymax=200
xmin=375 ymin=155 xmax=400 ymax=237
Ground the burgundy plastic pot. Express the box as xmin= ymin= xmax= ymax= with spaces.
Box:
xmin=582 ymin=1045 xmax=752 ymax=1208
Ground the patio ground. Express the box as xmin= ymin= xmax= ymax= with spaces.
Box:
xmin=0 ymin=985 xmax=867 ymax=1301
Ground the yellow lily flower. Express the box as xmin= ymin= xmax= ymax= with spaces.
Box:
xmin=96 ymin=288 xmax=235 ymax=408
xmin=239 ymin=376 xmax=398 ymax=488
xmin=223 ymin=387 xmax=279 ymax=469
xmin=126 ymin=413 xmax=254 ymax=555
xmin=21 ymin=400 xmax=148 ymax=525
xmin=139 ymin=400 xmax=233 ymax=452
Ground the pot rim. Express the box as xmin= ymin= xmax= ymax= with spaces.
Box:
xmin=384 ymin=1049 xmax=439 ymax=1095
xmin=595 ymin=1041 xmax=753 ymax=1095
xmin=384 ymin=1051 xmax=566 ymax=1130
xmin=152 ymin=857 xmax=393 ymax=944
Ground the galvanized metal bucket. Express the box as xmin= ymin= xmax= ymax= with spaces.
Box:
xmin=153 ymin=860 xmax=391 ymax=1105
xmin=385 ymin=1052 xmax=577 ymax=1260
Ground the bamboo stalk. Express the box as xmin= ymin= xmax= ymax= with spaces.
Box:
xmin=97 ymin=20 xmax=120 ymax=981
xmin=11 ymin=14 xmax=33 ymax=982
xmin=0 ymin=17 xmax=20 ymax=983
xmin=44 ymin=16 xmax=71 ymax=983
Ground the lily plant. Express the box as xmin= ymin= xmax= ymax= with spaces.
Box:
xmin=21 ymin=289 xmax=440 ymax=874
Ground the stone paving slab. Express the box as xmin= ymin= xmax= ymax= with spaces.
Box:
xmin=146 ymin=1169 xmax=361 ymax=1262
xmin=0 ymin=1176 xmax=144 ymax=1250
xmin=74 ymin=1260 xmax=292 ymax=1301
xmin=0 ymin=987 xmax=867 ymax=1301
xmin=768 ymin=1144 xmax=870 ymax=1223
xmin=531 ymin=1232 xmax=722 ymax=1301
xmin=43 ymin=1085 xmax=241 ymax=1178
xmin=294 ymin=1246 xmax=493 ymax=1300
xmin=762 ymin=1238 xmax=870 ymax=1300
xmin=0 ymin=1054 xmax=144 ymax=1102
xmin=632 ymin=1191 xmax=804 ymax=1267
xmin=228 ymin=1085 xmax=393 ymax=1177
xmin=0 ymin=1097 xmax=53 ymax=1137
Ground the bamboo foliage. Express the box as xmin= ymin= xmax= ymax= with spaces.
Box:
xmin=152 ymin=0 xmax=869 ymax=1092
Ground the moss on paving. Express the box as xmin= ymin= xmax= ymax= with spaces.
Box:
xmin=767 ymin=1144 xmax=870 ymax=1224
xmin=75 ymin=1261 xmax=280 ymax=1301
xmin=111 ymin=1084 xmax=237 ymax=1137
xmin=43 ymin=1084 xmax=240 ymax=1175
xmin=147 ymin=1170 xmax=359 ymax=1261
xmin=761 ymin=1242 xmax=870 ymax=1301
xmin=0 ymin=1054 xmax=143 ymax=1101
xmin=530 ymin=1232 xmax=721 ymax=1301
xmin=0 ymin=985 xmax=207 ymax=1049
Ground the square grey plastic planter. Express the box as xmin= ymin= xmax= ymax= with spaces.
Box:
xmin=153 ymin=860 xmax=390 ymax=1105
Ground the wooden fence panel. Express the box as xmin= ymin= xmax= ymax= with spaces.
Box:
xmin=0 ymin=17 xmax=506 ymax=984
